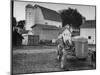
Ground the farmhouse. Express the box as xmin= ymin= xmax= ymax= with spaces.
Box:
xmin=80 ymin=20 xmax=96 ymax=44
xmin=25 ymin=4 xmax=62 ymax=30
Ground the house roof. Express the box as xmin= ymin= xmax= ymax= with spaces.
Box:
xmin=31 ymin=24 xmax=60 ymax=30
xmin=26 ymin=4 xmax=62 ymax=22
xmin=80 ymin=20 xmax=96 ymax=28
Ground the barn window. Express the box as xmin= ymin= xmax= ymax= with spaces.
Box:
xmin=88 ymin=36 xmax=91 ymax=39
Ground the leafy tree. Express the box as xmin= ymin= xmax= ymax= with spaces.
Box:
xmin=17 ymin=20 xmax=25 ymax=29
xmin=12 ymin=18 xmax=24 ymax=46
xmin=59 ymin=8 xmax=83 ymax=28
xmin=12 ymin=29 xmax=23 ymax=46
xmin=12 ymin=17 xmax=17 ymax=27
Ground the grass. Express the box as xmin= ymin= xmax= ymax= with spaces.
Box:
xmin=12 ymin=52 xmax=96 ymax=74
xmin=12 ymin=52 xmax=61 ymax=74
xmin=13 ymin=45 xmax=57 ymax=50
xmin=12 ymin=45 xmax=96 ymax=74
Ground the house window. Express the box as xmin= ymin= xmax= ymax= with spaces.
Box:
xmin=88 ymin=36 xmax=91 ymax=39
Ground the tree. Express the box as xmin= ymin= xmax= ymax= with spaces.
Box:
xmin=12 ymin=29 xmax=23 ymax=46
xmin=17 ymin=20 xmax=25 ymax=29
xmin=12 ymin=17 xmax=17 ymax=27
xmin=59 ymin=8 xmax=83 ymax=28
xmin=12 ymin=18 xmax=24 ymax=46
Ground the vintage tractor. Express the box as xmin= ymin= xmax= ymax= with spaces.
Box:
xmin=57 ymin=26 xmax=95 ymax=69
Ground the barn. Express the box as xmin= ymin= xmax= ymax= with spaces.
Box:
xmin=25 ymin=4 xmax=62 ymax=30
xmin=22 ymin=4 xmax=62 ymax=45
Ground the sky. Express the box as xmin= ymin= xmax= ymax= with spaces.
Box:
xmin=14 ymin=0 xmax=96 ymax=21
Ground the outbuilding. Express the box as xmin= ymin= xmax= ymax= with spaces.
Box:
xmin=80 ymin=20 xmax=96 ymax=44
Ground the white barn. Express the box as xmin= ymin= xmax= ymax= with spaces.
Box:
xmin=80 ymin=20 xmax=96 ymax=44
xmin=22 ymin=4 xmax=62 ymax=45
xmin=25 ymin=4 xmax=62 ymax=30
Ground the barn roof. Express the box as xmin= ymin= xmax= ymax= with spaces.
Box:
xmin=80 ymin=20 xmax=96 ymax=28
xmin=26 ymin=4 xmax=33 ymax=8
xmin=26 ymin=4 xmax=62 ymax=22
xmin=31 ymin=24 xmax=60 ymax=30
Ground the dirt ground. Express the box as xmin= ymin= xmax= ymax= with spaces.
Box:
xmin=12 ymin=45 xmax=96 ymax=74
